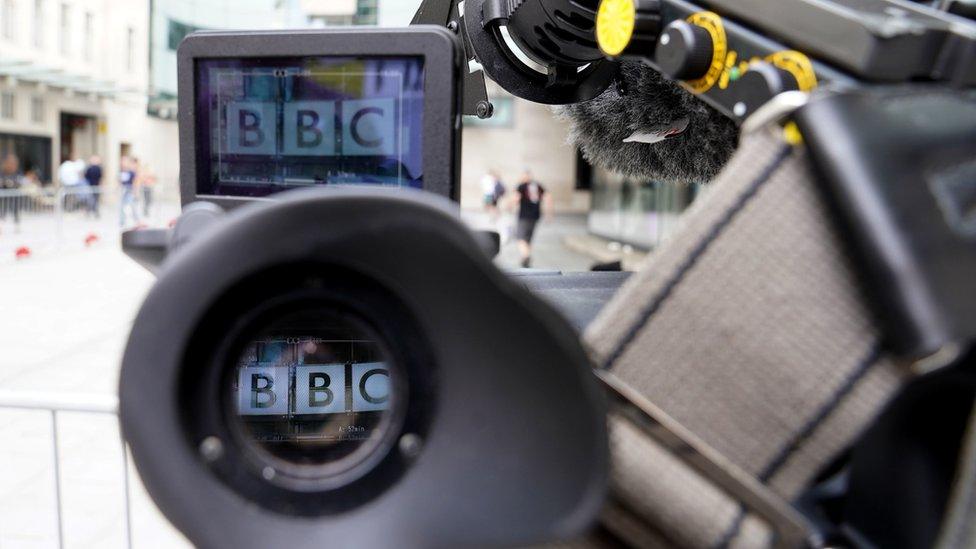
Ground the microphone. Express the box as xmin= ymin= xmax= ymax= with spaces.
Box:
xmin=462 ymin=0 xmax=739 ymax=183
xmin=557 ymin=61 xmax=738 ymax=184
xmin=460 ymin=0 xmax=974 ymax=184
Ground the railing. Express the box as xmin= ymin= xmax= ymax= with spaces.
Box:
xmin=0 ymin=391 xmax=130 ymax=549
xmin=0 ymin=185 xmax=180 ymax=263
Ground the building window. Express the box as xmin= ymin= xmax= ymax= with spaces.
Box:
xmin=0 ymin=132 xmax=52 ymax=182
xmin=1 ymin=92 xmax=15 ymax=120
xmin=83 ymin=11 xmax=92 ymax=61
xmin=30 ymin=96 xmax=43 ymax=123
xmin=167 ymin=18 xmax=203 ymax=50
xmin=2 ymin=0 xmax=16 ymax=42
xmin=355 ymin=0 xmax=378 ymax=25
xmin=59 ymin=2 xmax=69 ymax=55
xmin=126 ymin=26 xmax=134 ymax=71
xmin=33 ymin=0 xmax=42 ymax=47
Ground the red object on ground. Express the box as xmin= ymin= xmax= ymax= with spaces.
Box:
xmin=14 ymin=246 xmax=31 ymax=259
xmin=84 ymin=233 xmax=100 ymax=247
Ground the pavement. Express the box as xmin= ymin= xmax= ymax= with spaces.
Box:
xmin=462 ymin=210 xmax=598 ymax=271
xmin=0 ymin=205 xmax=190 ymax=548
xmin=0 ymin=206 xmax=599 ymax=548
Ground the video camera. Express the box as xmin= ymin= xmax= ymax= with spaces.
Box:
xmin=118 ymin=1 xmax=976 ymax=548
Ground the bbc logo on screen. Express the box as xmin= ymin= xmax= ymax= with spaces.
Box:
xmin=224 ymin=98 xmax=397 ymax=157
xmin=238 ymin=362 xmax=391 ymax=416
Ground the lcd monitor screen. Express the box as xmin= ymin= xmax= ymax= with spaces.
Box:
xmin=195 ymin=56 xmax=425 ymax=197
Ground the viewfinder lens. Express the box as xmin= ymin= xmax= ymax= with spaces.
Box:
xmin=230 ymin=308 xmax=401 ymax=485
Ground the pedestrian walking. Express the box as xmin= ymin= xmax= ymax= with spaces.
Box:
xmin=481 ymin=170 xmax=506 ymax=217
xmin=0 ymin=153 xmax=24 ymax=233
xmin=84 ymin=155 xmax=103 ymax=218
xmin=480 ymin=168 xmax=509 ymax=239
xmin=140 ymin=163 xmax=157 ymax=218
xmin=509 ymin=169 xmax=552 ymax=268
xmin=119 ymin=156 xmax=140 ymax=227
xmin=58 ymin=156 xmax=83 ymax=187
xmin=59 ymin=155 xmax=88 ymax=212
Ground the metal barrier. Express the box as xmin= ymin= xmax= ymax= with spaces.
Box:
xmin=0 ymin=391 xmax=130 ymax=549
xmin=0 ymin=187 xmax=57 ymax=217
xmin=0 ymin=185 xmax=180 ymax=262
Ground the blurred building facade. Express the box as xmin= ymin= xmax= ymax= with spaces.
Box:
xmin=588 ymin=166 xmax=702 ymax=249
xmin=460 ymin=81 xmax=591 ymax=213
xmin=0 ymin=0 xmax=152 ymax=187
xmin=0 ymin=0 xmax=303 ymax=196
xmin=145 ymin=0 xmax=305 ymax=193
xmin=0 ymin=0 xmax=693 ymax=246
xmin=301 ymin=0 xmax=375 ymax=26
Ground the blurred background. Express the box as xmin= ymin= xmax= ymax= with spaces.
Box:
xmin=0 ymin=0 xmax=706 ymax=270
xmin=0 ymin=1 xmax=705 ymax=547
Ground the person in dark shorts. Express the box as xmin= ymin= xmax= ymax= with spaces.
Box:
xmin=84 ymin=155 xmax=103 ymax=218
xmin=510 ymin=170 xmax=552 ymax=268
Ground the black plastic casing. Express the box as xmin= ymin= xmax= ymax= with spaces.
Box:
xmin=119 ymin=188 xmax=608 ymax=549
xmin=177 ymin=26 xmax=463 ymax=209
xmin=796 ymin=88 xmax=976 ymax=358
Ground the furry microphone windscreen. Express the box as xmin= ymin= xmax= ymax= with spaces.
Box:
xmin=556 ymin=62 xmax=739 ymax=184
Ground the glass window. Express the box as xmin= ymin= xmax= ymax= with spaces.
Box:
xmin=0 ymin=132 xmax=53 ymax=182
xmin=83 ymin=11 xmax=93 ymax=61
xmin=32 ymin=0 xmax=42 ymax=47
xmin=126 ymin=26 xmax=134 ymax=70
xmin=167 ymin=18 xmax=202 ymax=50
xmin=30 ymin=96 xmax=43 ymax=123
xmin=1 ymin=92 xmax=15 ymax=120
xmin=2 ymin=0 xmax=16 ymax=42
xmin=355 ymin=0 xmax=377 ymax=25
xmin=59 ymin=2 xmax=69 ymax=55
xmin=587 ymin=167 xmax=702 ymax=249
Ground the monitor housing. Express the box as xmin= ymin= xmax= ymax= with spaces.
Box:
xmin=178 ymin=27 xmax=462 ymax=208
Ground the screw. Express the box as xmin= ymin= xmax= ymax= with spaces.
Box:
xmin=447 ymin=21 xmax=459 ymax=33
xmin=399 ymin=433 xmax=423 ymax=459
xmin=733 ymin=102 xmax=747 ymax=117
xmin=199 ymin=436 xmax=224 ymax=462
xmin=200 ymin=436 xmax=224 ymax=462
xmin=476 ymin=100 xmax=494 ymax=119
xmin=262 ymin=466 xmax=276 ymax=480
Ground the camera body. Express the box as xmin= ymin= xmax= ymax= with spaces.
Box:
xmin=118 ymin=2 xmax=976 ymax=547
xmin=119 ymin=26 xmax=610 ymax=549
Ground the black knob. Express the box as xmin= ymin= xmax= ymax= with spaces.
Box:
xmin=728 ymin=61 xmax=799 ymax=119
xmin=654 ymin=20 xmax=714 ymax=80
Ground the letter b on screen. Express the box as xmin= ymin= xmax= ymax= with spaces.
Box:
xmin=238 ymin=365 xmax=289 ymax=415
xmin=283 ymin=101 xmax=336 ymax=156
xmin=294 ymin=364 xmax=346 ymax=415
xmin=226 ymin=101 xmax=277 ymax=155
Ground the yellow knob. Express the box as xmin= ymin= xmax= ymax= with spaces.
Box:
xmin=596 ymin=0 xmax=636 ymax=57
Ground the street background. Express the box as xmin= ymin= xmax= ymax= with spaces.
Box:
xmin=0 ymin=0 xmax=684 ymax=546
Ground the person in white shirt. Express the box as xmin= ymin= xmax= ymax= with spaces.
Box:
xmin=58 ymin=157 xmax=84 ymax=187
xmin=480 ymin=170 xmax=506 ymax=236
xmin=59 ymin=155 xmax=93 ymax=213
